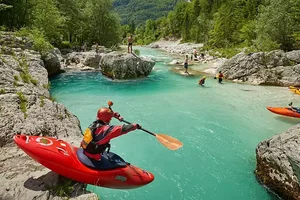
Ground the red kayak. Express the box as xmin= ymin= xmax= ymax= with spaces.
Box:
xmin=14 ymin=134 xmax=154 ymax=189
xmin=267 ymin=107 xmax=300 ymax=118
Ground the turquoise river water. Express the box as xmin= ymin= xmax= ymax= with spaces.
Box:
xmin=50 ymin=47 xmax=300 ymax=200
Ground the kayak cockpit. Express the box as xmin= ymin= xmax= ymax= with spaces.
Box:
xmin=76 ymin=148 xmax=127 ymax=170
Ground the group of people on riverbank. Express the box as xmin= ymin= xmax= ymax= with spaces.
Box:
xmin=183 ymin=51 xmax=224 ymax=86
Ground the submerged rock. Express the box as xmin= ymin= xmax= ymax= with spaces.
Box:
xmin=99 ymin=52 xmax=155 ymax=80
xmin=255 ymin=124 xmax=300 ymax=200
xmin=219 ymin=50 xmax=300 ymax=86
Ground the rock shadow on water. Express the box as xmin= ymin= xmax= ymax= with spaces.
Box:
xmin=24 ymin=171 xmax=92 ymax=198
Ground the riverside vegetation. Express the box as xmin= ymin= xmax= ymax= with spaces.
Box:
xmin=1 ymin=0 xmax=299 ymax=58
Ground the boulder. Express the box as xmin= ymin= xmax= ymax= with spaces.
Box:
xmin=255 ymin=124 xmax=300 ymax=200
xmin=99 ymin=52 xmax=155 ymax=80
xmin=43 ymin=49 xmax=63 ymax=76
xmin=149 ymin=43 xmax=159 ymax=48
xmin=218 ymin=50 xmax=300 ymax=86
xmin=65 ymin=52 xmax=101 ymax=69
xmin=170 ymin=60 xmax=180 ymax=65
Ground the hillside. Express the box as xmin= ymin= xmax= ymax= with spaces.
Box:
xmin=113 ymin=0 xmax=180 ymax=25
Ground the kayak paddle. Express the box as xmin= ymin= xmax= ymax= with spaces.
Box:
xmin=107 ymin=101 xmax=183 ymax=151
xmin=121 ymin=119 xmax=183 ymax=151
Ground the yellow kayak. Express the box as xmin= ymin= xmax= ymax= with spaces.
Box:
xmin=289 ymin=86 xmax=300 ymax=95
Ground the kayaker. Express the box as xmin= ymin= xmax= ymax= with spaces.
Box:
xmin=289 ymin=102 xmax=300 ymax=113
xmin=198 ymin=76 xmax=206 ymax=85
xmin=81 ymin=107 xmax=141 ymax=161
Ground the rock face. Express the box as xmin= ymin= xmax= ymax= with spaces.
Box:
xmin=43 ymin=48 xmax=64 ymax=76
xmin=0 ymin=32 xmax=97 ymax=199
xmin=99 ymin=52 xmax=155 ymax=80
xmin=64 ymin=47 xmax=112 ymax=71
xmin=65 ymin=52 xmax=102 ymax=70
xmin=219 ymin=50 xmax=300 ymax=86
xmin=0 ymin=32 xmax=64 ymax=77
xmin=255 ymin=124 xmax=300 ymax=200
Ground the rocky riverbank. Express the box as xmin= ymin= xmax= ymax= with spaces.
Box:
xmin=0 ymin=32 xmax=98 ymax=199
xmin=150 ymin=39 xmax=300 ymax=86
xmin=148 ymin=39 xmax=226 ymax=76
xmin=218 ymin=50 xmax=300 ymax=86
xmin=256 ymin=124 xmax=300 ymax=200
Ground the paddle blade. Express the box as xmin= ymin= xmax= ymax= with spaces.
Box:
xmin=155 ymin=134 xmax=183 ymax=150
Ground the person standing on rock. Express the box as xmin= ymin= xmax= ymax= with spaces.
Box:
xmin=128 ymin=35 xmax=134 ymax=53
xmin=82 ymin=42 xmax=87 ymax=52
xmin=95 ymin=43 xmax=99 ymax=54
xmin=184 ymin=55 xmax=190 ymax=75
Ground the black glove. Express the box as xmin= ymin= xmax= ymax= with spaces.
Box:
xmin=136 ymin=124 xmax=142 ymax=129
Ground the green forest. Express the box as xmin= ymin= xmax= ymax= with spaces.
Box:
xmin=134 ymin=0 xmax=300 ymax=57
xmin=0 ymin=0 xmax=300 ymax=58
xmin=113 ymin=0 xmax=178 ymax=25
xmin=0 ymin=0 xmax=121 ymax=52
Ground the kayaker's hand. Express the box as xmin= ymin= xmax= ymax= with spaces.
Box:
xmin=136 ymin=124 xmax=142 ymax=129
xmin=114 ymin=112 xmax=121 ymax=117
xmin=114 ymin=112 xmax=123 ymax=121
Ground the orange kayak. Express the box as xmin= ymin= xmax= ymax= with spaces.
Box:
xmin=267 ymin=107 xmax=300 ymax=118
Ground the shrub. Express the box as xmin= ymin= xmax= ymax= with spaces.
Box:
xmin=59 ymin=41 xmax=72 ymax=49
xmin=16 ymin=91 xmax=28 ymax=118
xmin=48 ymin=179 xmax=74 ymax=197
xmin=39 ymin=96 xmax=45 ymax=107
xmin=43 ymin=82 xmax=51 ymax=89
xmin=16 ymin=28 xmax=53 ymax=56
xmin=13 ymin=75 xmax=19 ymax=81
xmin=133 ymin=49 xmax=140 ymax=56
xmin=0 ymin=88 xmax=5 ymax=94
xmin=30 ymin=78 xmax=38 ymax=85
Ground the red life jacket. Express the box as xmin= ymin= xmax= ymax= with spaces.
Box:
xmin=81 ymin=120 xmax=112 ymax=160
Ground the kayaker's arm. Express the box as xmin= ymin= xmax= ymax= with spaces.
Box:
xmin=100 ymin=124 xmax=140 ymax=142
xmin=121 ymin=124 xmax=138 ymax=133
